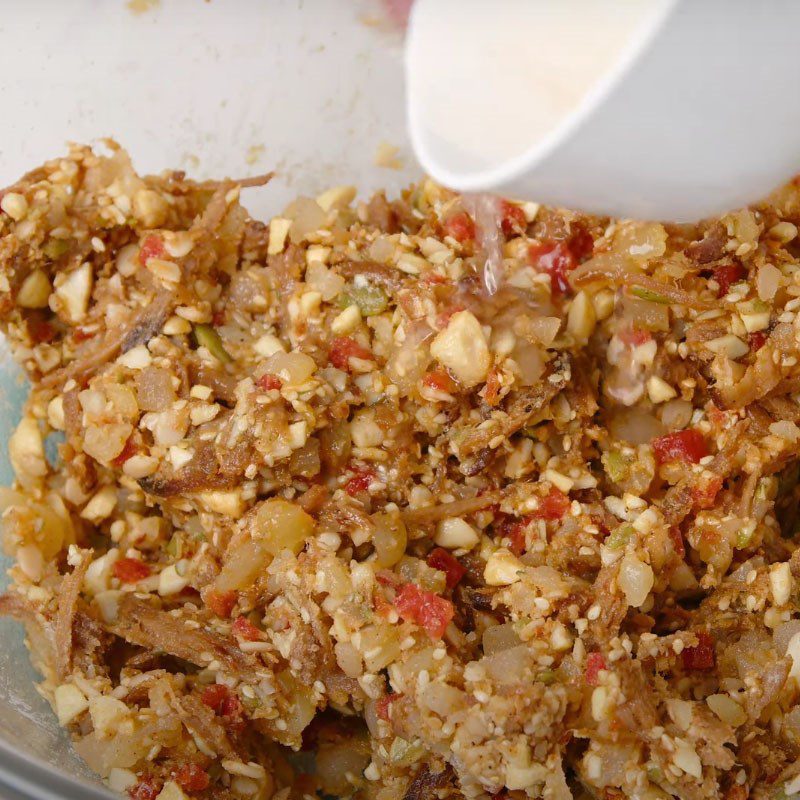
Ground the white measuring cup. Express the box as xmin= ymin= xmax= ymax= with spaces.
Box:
xmin=406 ymin=0 xmax=800 ymax=221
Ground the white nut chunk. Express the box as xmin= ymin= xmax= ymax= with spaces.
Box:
xmin=770 ymin=562 xmax=792 ymax=606
xmin=435 ymin=517 xmax=480 ymax=550
xmin=430 ymin=310 xmax=490 ymax=387
xmin=9 ymin=417 xmax=48 ymax=482
xmin=51 ymin=262 xmax=93 ymax=323
xmin=484 ymin=548 xmax=523 ymax=586
xmin=54 ymin=684 xmax=89 ymax=726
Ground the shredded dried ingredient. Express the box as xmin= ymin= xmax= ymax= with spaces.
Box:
xmin=2 ymin=143 xmax=800 ymax=799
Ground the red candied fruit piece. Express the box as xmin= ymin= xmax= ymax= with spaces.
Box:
xmin=426 ymin=547 xmax=466 ymax=589
xmin=712 ymin=263 xmax=746 ymax=297
xmin=483 ymin=369 xmax=502 ymax=406
xmin=534 ymin=486 xmax=571 ymax=520
xmin=129 ymin=778 xmax=162 ymax=800
xmin=748 ymin=330 xmax=768 ymax=351
xmin=28 ymin=318 xmax=56 ymax=344
xmin=495 ymin=513 xmax=529 ymax=556
xmin=329 ymin=336 xmax=372 ymax=371
xmin=201 ymin=684 xmax=245 ymax=723
xmin=652 ymin=429 xmax=708 ymax=465
xmin=231 ymin=615 xmax=262 ymax=641
xmin=256 ymin=373 xmax=282 ymax=391
xmin=585 ymin=652 xmax=607 ymax=686
xmin=174 ymin=763 xmax=210 ymax=793
xmin=112 ymin=558 xmax=151 ymax=584
xmin=528 ymin=240 xmax=577 ymax=296
xmin=376 ymin=692 xmax=401 ymax=721
xmin=500 ymin=200 xmax=527 ymax=237
xmin=692 ymin=473 xmax=723 ymax=509
xmin=138 ymin=234 xmax=166 ymax=265
xmin=443 ymin=211 xmax=475 ymax=243
xmin=344 ymin=466 xmax=376 ymax=496
xmin=394 ymin=583 xmax=454 ymax=639
xmin=569 ymin=227 xmax=595 ymax=260
xmin=681 ymin=631 xmax=716 ymax=671
xmin=206 ymin=589 xmax=237 ymax=618
xmin=111 ymin=436 xmax=139 ymax=468
xmin=422 ymin=368 xmax=457 ymax=395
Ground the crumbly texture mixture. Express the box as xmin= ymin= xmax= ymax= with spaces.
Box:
xmin=1 ymin=144 xmax=800 ymax=800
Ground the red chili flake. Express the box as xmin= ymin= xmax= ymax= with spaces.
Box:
xmin=376 ymin=692 xmax=401 ymax=721
xmin=585 ymin=652 xmax=607 ymax=686
xmin=426 ymin=547 xmax=466 ymax=589
xmin=534 ymin=486 xmax=571 ymax=520
xmin=329 ymin=336 xmax=372 ymax=371
xmin=692 ymin=473 xmax=723 ymax=509
xmin=138 ymin=234 xmax=165 ymax=265
xmin=506 ymin=519 xmax=529 ymax=556
xmin=206 ymin=589 xmax=237 ymax=618
xmin=500 ymin=200 xmax=526 ymax=237
xmin=256 ymin=373 xmax=282 ymax=391
xmin=28 ymin=318 xmax=56 ymax=344
xmin=73 ymin=326 xmax=96 ymax=343
xmin=212 ymin=309 xmax=226 ymax=326
xmin=394 ymin=583 xmax=454 ymax=639
xmin=422 ymin=368 xmax=457 ymax=395
xmin=344 ymin=466 xmax=376 ymax=496
xmin=373 ymin=590 xmax=394 ymax=618
xmin=443 ymin=211 xmax=475 ymax=243
xmin=231 ymin=615 xmax=262 ymax=641
xmin=617 ymin=326 xmax=652 ymax=347
xmin=111 ymin=436 xmax=139 ymax=468
xmin=681 ymin=631 xmax=716 ymax=671
xmin=129 ymin=778 xmax=162 ymax=800
xmin=652 ymin=429 xmax=708 ymax=465
xmin=569 ymin=227 xmax=595 ymax=261
xmin=112 ymin=558 xmax=151 ymax=584
xmin=712 ymin=263 xmax=746 ymax=297
xmin=201 ymin=684 xmax=245 ymax=723
xmin=174 ymin=763 xmax=210 ymax=793
xmin=528 ymin=240 xmax=577 ymax=296
xmin=668 ymin=527 xmax=686 ymax=559
xmin=748 ymin=330 xmax=768 ymax=351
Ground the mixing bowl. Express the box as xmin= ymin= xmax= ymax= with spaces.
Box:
xmin=0 ymin=2 xmax=418 ymax=796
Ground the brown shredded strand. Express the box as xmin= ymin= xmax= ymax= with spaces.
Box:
xmin=54 ymin=550 xmax=92 ymax=680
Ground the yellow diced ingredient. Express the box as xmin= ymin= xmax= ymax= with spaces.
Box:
xmin=17 ymin=270 xmax=52 ymax=309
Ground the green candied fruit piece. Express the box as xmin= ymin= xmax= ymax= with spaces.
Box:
xmin=194 ymin=324 xmax=233 ymax=363
xmin=537 ymin=670 xmax=556 ymax=685
xmin=165 ymin=534 xmax=183 ymax=559
xmin=606 ymin=523 xmax=635 ymax=549
xmin=43 ymin=238 xmax=69 ymax=260
xmin=736 ymin=522 xmax=756 ymax=550
xmin=630 ymin=285 xmax=670 ymax=304
xmin=603 ymin=449 xmax=630 ymax=483
xmin=339 ymin=283 xmax=388 ymax=316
